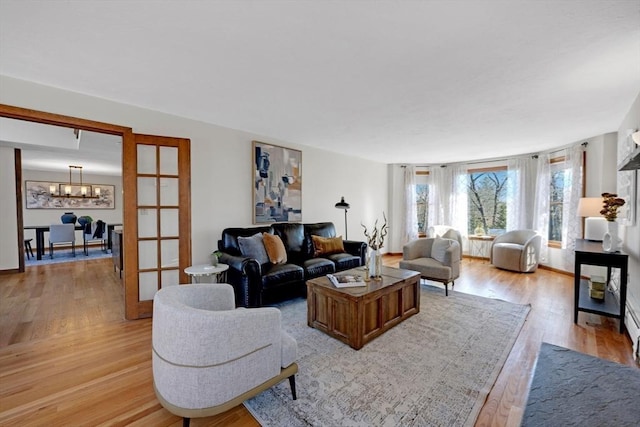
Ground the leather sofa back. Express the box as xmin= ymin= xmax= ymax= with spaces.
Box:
xmin=219 ymin=226 xmax=273 ymax=255
xmin=303 ymin=222 xmax=336 ymax=257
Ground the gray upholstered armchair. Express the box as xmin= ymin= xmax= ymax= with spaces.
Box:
xmin=427 ymin=225 xmax=463 ymax=250
xmin=399 ymin=237 xmax=461 ymax=296
xmin=490 ymin=229 xmax=541 ymax=273
xmin=152 ymin=284 xmax=298 ymax=427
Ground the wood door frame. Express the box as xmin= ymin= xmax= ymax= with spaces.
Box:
xmin=0 ymin=103 xmax=188 ymax=320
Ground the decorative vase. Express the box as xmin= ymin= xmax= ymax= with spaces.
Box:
xmin=369 ymin=249 xmax=382 ymax=279
xmin=602 ymin=220 xmax=621 ymax=252
xmin=474 ymin=226 xmax=485 ymax=236
xmin=211 ymin=254 xmax=219 ymax=267
xmin=78 ymin=216 xmax=92 ymax=227
xmin=61 ymin=212 xmax=77 ymax=224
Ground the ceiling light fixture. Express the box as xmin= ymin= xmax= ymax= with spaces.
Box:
xmin=50 ymin=165 xmax=100 ymax=199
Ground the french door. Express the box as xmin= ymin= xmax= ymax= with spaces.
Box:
xmin=0 ymin=103 xmax=191 ymax=320
xmin=124 ymin=133 xmax=191 ymax=319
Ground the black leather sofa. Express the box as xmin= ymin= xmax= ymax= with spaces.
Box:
xmin=218 ymin=222 xmax=367 ymax=307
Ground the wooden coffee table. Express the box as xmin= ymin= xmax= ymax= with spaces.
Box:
xmin=306 ymin=266 xmax=420 ymax=350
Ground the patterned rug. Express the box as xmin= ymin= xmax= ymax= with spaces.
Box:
xmin=244 ymin=285 xmax=530 ymax=426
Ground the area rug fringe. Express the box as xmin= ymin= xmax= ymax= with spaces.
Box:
xmin=245 ymin=285 xmax=530 ymax=427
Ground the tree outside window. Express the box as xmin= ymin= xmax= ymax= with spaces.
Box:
xmin=416 ymin=183 xmax=429 ymax=234
xmin=415 ymin=171 xmax=429 ymax=235
xmin=549 ymin=159 xmax=566 ymax=243
xmin=467 ymin=169 xmax=508 ymax=235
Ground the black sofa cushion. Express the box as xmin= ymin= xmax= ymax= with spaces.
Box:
xmin=272 ymin=223 xmax=306 ymax=264
xmin=328 ymin=252 xmax=362 ymax=271
xmin=262 ymin=263 xmax=304 ymax=289
xmin=303 ymin=257 xmax=336 ymax=279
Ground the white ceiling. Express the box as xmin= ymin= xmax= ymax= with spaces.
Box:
xmin=0 ymin=118 xmax=122 ymax=175
xmin=1 ymin=0 xmax=639 ymax=165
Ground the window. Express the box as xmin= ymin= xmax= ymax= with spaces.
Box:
xmin=548 ymin=157 xmax=566 ymax=243
xmin=416 ymin=171 xmax=429 ymax=236
xmin=467 ymin=167 xmax=508 ymax=235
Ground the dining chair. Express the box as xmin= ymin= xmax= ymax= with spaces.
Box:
xmin=83 ymin=220 xmax=107 ymax=255
xmin=49 ymin=223 xmax=76 ymax=258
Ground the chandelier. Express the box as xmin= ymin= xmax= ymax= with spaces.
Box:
xmin=50 ymin=165 xmax=100 ymax=199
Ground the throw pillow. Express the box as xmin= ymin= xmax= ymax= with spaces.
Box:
xmin=431 ymin=236 xmax=452 ymax=264
xmin=237 ymin=233 xmax=270 ymax=265
xmin=311 ymin=235 xmax=345 ymax=256
xmin=263 ymin=233 xmax=288 ymax=264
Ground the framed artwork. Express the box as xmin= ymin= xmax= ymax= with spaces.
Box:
xmin=25 ymin=180 xmax=116 ymax=209
xmin=252 ymin=141 xmax=302 ymax=224
xmin=617 ymin=131 xmax=637 ymax=226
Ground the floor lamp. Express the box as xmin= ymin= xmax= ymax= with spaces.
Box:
xmin=335 ymin=197 xmax=350 ymax=239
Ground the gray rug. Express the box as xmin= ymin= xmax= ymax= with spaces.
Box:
xmin=244 ymin=285 xmax=530 ymax=426
xmin=25 ymin=247 xmax=111 ymax=266
xmin=522 ymin=342 xmax=640 ymax=427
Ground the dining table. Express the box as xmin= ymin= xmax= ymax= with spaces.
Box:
xmin=25 ymin=223 xmax=122 ymax=260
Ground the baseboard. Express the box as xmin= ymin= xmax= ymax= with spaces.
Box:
xmin=537 ymin=264 xmax=573 ymax=277
xmin=624 ymin=301 xmax=640 ymax=363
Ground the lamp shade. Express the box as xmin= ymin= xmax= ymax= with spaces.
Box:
xmin=577 ymin=197 xmax=602 ymax=217
xmin=632 ymin=130 xmax=640 ymax=145
xmin=335 ymin=197 xmax=350 ymax=210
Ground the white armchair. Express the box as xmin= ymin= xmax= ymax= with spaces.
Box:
xmin=490 ymin=229 xmax=541 ymax=273
xmin=152 ymin=284 xmax=298 ymax=427
xmin=399 ymin=237 xmax=461 ymax=296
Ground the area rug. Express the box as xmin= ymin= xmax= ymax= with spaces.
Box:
xmin=522 ymin=342 xmax=640 ymax=427
xmin=25 ymin=248 xmax=111 ymax=266
xmin=244 ymin=285 xmax=530 ymax=426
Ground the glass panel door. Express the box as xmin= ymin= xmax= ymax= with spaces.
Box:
xmin=127 ymin=134 xmax=191 ymax=316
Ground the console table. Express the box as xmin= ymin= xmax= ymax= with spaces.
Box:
xmin=573 ymin=239 xmax=628 ymax=333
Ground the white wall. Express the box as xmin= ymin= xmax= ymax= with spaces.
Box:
xmin=0 ymin=147 xmax=19 ymax=270
xmin=0 ymin=76 xmax=387 ymax=269
xmin=21 ymin=169 xmax=123 ymax=247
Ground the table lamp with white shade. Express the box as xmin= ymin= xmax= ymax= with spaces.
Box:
xmin=577 ymin=197 xmax=607 ymax=241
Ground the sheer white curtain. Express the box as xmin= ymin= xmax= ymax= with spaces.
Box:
xmin=533 ymin=153 xmax=551 ymax=263
xmin=402 ymin=165 xmax=419 ymax=244
xmin=561 ymin=145 xmax=584 ymax=268
xmin=507 ymin=156 xmax=537 ymax=230
xmin=427 ymin=166 xmax=451 ymax=230
xmin=450 ymin=164 xmax=469 ymax=241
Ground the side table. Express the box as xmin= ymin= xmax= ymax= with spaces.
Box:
xmin=574 ymin=239 xmax=628 ymax=333
xmin=468 ymin=235 xmax=495 ymax=260
xmin=184 ymin=264 xmax=229 ymax=284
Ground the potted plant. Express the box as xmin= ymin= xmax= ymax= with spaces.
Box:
xmin=211 ymin=250 xmax=222 ymax=266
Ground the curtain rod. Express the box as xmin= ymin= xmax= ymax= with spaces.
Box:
xmin=402 ymin=141 xmax=588 ymax=168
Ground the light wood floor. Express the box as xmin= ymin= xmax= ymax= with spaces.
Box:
xmin=0 ymin=256 xmax=636 ymax=426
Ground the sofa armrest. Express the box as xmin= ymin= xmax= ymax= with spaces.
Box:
xmin=343 ymin=240 xmax=367 ymax=265
xmin=218 ymin=252 xmax=263 ymax=308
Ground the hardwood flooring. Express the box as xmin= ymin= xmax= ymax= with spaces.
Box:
xmin=0 ymin=256 xmax=636 ymax=426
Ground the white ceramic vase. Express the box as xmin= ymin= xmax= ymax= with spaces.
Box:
xmin=369 ymin=249 xmax=382 ymax=278
xmin=602 ymin=220 xmax=621 ymax=252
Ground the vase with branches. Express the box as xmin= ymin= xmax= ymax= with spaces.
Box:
xmin=361 ymin=212 xmax=388 ymax=278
